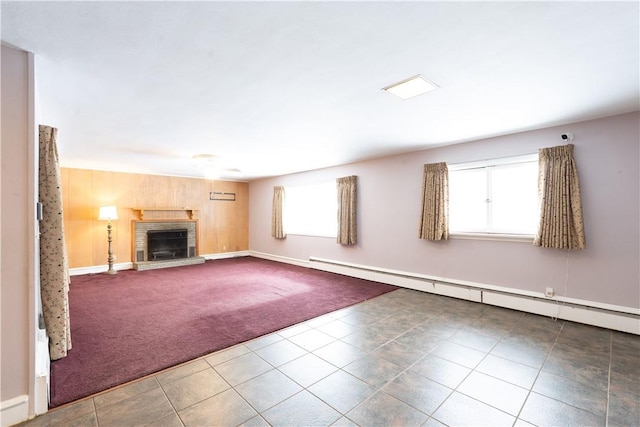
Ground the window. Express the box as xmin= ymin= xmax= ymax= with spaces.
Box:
xmin=449 ymin=155 xmax=538 ymax=236
xmin=284 ymin=181 xmax=337 ymax=237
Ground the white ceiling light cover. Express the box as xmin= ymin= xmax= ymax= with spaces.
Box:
xmin=383 ymin=75 xmax=439 ymax=100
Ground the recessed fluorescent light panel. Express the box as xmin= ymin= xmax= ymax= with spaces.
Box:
xmin=383 ymin=75 xmax=439 ymax=100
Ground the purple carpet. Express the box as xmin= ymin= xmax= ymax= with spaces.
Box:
xmin=50 ymin=257 xmax=397 ymax=407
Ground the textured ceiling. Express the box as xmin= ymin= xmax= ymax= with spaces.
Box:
xmin=2 ymin=1 xmax=638 ymax=180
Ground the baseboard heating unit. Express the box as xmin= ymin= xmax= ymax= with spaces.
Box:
xmin=303 ymin=256 xmax=639 ymax=335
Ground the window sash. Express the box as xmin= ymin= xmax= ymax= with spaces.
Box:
xmin=449 ymin=157 xmax=538 ymax=236
xmin=284 ymin=182 xmax=337 ymax=238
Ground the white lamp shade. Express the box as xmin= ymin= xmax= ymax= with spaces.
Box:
xmin=98 ymin=206 xmax=118 ymax=221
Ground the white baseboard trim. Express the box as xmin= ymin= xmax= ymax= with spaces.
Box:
xmin=305 ymin=256 xmax=639 ymax=334
xmin=1 ymin=395 xmax=29 ymax=427
xmin=69 ymin=262 xmax=133 ymax=276
xmin=249 ymin=251 xmax=310 ymax=268
xmin=481 ymin=292 xmax=639 ymax=334
xmin=202 ymin=251 xmax=250 ymax=260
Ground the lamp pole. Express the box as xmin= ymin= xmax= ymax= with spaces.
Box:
xmin=106 ymin=219 xmax=116 ymax=275
xmin=99 ymin=206 xmax=118 ymax=275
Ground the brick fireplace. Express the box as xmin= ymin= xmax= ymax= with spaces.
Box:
xmin=132 ymin=220 xmax=204 ymax=270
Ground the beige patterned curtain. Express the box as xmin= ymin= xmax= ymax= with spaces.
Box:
xmin=337 ymin=175 xmax=357 ymax=245
xmin=419 ymin=162 xmax=449 ymax=241
xmin=39 ymin=125 xmax=72 ymax=360
xmin=271 ymin=186 xmax=286 ymax=239
xmin=534 ymin=144 xmax=585 ymax=249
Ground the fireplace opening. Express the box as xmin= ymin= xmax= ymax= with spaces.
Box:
xmin=147 ymin=229 xmax=188 ymax=261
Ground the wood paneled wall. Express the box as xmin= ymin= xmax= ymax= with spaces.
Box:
xmin=60 ymin=168 xmax=249 ymax=268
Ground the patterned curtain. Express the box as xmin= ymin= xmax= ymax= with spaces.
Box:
xmin=337 ymin=175 xmax=357 ymax=245
xmin=39 ymin=125 xmax=72 ymax=360
xmin=419 ymin=162 xmax=449 ymax=241
xmin=534 ymin=144 xmax=586 ymax=249
xmin=271 ymin=186 xmax=286 ymax=239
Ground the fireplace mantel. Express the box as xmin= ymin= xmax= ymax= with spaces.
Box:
xmin=132 ymin=207 xmax=199 ymax=220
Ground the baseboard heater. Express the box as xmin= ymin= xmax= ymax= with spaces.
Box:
xmin=308 ymin=256 xmax=640 ymax=335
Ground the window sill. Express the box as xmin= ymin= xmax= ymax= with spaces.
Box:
xmin=450 ymin=232 xmax=535 ymax=243
xmin=286 ymin=232 xmax=337 ymax=239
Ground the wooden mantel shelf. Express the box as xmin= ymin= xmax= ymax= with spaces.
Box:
xmin=132 ymin=207 xmax=199 ymax=220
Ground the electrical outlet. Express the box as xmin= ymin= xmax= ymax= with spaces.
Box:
xmin=545 ymin=287 xmax=555 ymax=298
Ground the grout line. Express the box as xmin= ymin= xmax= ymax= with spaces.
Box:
xmin=155 ymin=377 xmax=184 ymax=427
xmin=605 ymin=331 xmax=613 ymax=427
xmin=90 ymin=397 xmax=99 ymax=427
xmin=510 ymin=315 xmax=563 ymax=424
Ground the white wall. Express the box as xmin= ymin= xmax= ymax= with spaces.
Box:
xmin=249 ymin=112 xmax=640 ymax=310
xmin=1 ymin=44 xmax=33 ymax=423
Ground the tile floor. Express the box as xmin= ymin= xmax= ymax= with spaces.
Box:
xmin=20 ymin=288 xmax=640 ymax=427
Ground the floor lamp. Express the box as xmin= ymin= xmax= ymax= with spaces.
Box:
xmin=98 ymin=206 xmax=118 ymax=275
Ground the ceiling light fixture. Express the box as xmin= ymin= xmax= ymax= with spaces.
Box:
xmin=193 ymin=154 xmax=244 ymax=179
xmin=193 ymin=154 xmax=221 ymax=180
xmin=383 ymin=75 xmax=439 ymax=100
xmin=193 ymin=154 xmax=220 ymax=163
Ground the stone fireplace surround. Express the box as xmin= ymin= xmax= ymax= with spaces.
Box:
xmin=132 ymin=220 xmax=205 ymax=270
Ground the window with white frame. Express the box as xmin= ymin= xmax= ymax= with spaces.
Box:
xmin=284 ymin=181 xmax=337 ymax=237
xmin=448 ymin=154 xmax=539 ymax=236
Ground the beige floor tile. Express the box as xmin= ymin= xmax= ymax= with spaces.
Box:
xmin=410 ymin=354 xmax=471 ymax=389
xmin=519 ymin=392 xmax=604 ymax=426
xmin=20 ymin=399 xmax=95 ymax=427
xmin=234 ymin=369 xmax=302 ymax=412
xmin=95 ymin=387 xmax=174 ymax=427
xmin=314 ymin=340 xmax=367 ymax=368
xmin=276 ymin=323 xmax=312 ymax=339
xmin=305 ymin=313 xmax=337 ymax=328
xmin=178 ymin=388 xmax=257 ymax=427
xmin=155 ymin=359 xmax=211 ymax=386
xmin=145 ymin=411 xmax=184 ymax=427
xmin=279 ymin=353 xmax=338 ymax=387
xmin=431 ymin=391 xmax=515 ymax=427
xmin=457 ymin=371 xmax=528 ymax=416
xmin=429 ymin=341 xmax=486 ymax=369
xmin=162 ymin=368 xmax=230 ymax=411
xmin=532 ymin=370 xmax=608 ymax=417
xmin=382 ymin=371 xmax=452 ymax=415
xmin=346 ymin=391 xmax=429 ymax=427
xmin=253 ymin=339 xmax=307 ymax=367
xmin=316 ymin=319 xmax=358 ymax=339
xmin=262 ymin=391 xmax=341 ymax=426
xmin=204 ymin=344 xmax=251 ymax=367
xmin=343 ymin=354 xmax=404 ymax=388
xmin=475 ymin=354 xmax=539 ymax=389
xmin=239 ymin=415 xmax=270 ymax=426
xmin=340 ymin=329 xmax=392 ymax=352
xmin=94 ymin=377 xmax=159 ymax=409
xmin=370 ymin=340 xmax=425 ymax=369
xmin=308 ymin=370 xmax=377 ymax=414
xmin=213 ymin=352 xmax=273 ymax=386
xmin=245 ymin=333 xmax=284 ymax=351
xmin=288 ymin=329 xmax=336 ymax=352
